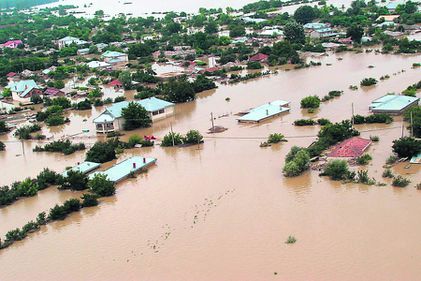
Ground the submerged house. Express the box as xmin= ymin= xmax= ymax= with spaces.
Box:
xmin=7 ymin=80 xmax=42 ymax=102
xmin=237 ymin=100 xmax=290 ymax=123
xmin=370 ymin=95 xmax=419 ymax=114
xmin=93 ymin=97 xmax=175 ymax=133
xmin=327 ymin=137 xmax=372 ymax=158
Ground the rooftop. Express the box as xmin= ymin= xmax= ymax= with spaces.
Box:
xmin=328 ymin=137 xmax=372 ymax=158
xmin=238 ymin=100 xmax=290 ymax=123
xmin=94 ymin=97 xmax=175 ymax=122
xmin=370 ymin=95 xmax=419 ymax=112
xmin=89 ymin=156 xmax=156 ymax=182
xmin=62 ymin=161 xmax=101 ymax=177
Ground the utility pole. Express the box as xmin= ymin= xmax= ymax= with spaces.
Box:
xmin=410 ymin=111 xmax=413 ymax=137
xmin=170 ymin=123 xmax=175 ymax=146
xmin=351 ymin=103 xmax=355 ymax=128
xmin=401 ymin=122 xmax=404 ymax=138
xmin=210 ymin=112 xmax=215 ymax=132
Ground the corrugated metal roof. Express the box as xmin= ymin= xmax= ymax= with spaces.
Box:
xmin=62 ymin=161 xmax=101 ymax=177
xmin=94 ymin=97 xmax=175 ymax=123
xmin=238 ymin=100 xmax=290 ymax=122
xmin=89 ymin=156 xmax=156 ymax=182
xmin=370 ymin=95 xmax=419 ymax=111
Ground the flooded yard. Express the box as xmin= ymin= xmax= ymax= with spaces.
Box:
xmin=0 ymin=51 xmax=420 ymax=280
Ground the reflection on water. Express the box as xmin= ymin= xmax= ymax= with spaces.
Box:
xmin=0 ymin=51 xmax=420 ymax=280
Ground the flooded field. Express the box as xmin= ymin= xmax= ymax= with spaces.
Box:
xmin=38 ymin=0 xmax=355 ymax=17
xmin=0 ymin=51 xmax=420 ymax=280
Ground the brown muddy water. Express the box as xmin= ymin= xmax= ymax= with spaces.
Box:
xmin=0 ymin=51 xmax=420 ymax=281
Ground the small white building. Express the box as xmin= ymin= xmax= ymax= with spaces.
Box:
xmin=57 ymin=36 xmax=88 ymax=49
xmin=93 ymin=97 xmax=175 ymax=133
xmin=87 ymin=61 xmax=111 ymax=69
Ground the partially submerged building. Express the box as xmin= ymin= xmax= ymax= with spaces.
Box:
xmin=7 ymin=80 xmax=42 ymax=102
xmin=327 ymin=137 xmax=372 ymax=158
xmin=237 ymin=100 xmax=290 ymax=123
xmin=370 ymin=95 xmax=419 ymax=114
xmin=93 ymin=97 xmax=175 ymax=133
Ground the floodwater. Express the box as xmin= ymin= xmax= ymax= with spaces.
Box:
xmin=38 ymin=0 xmax=354 ymax=17
xmin=0 ymin=51 xmax=420 ymax=280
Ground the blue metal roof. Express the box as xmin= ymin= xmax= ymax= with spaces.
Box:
xmin=89 ymin=156 xmax=156 ymax=182
xmin=238 ymin=100 xmax=290 ymax=122
xmin=102 ymin=51 xmax=126 ymax=58
xmin=62 ymin=161 xmax=101 ymax=177
xmin=370 ymin=95 xmax=419 ymax=112
xmin=93 ymin=97 xmax=174 ymax=123
xmin=7 ymin=80 xmax=39 ymax=97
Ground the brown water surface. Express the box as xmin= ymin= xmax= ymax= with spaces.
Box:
xmin=0 ymin=51 xmax=420 ymax=281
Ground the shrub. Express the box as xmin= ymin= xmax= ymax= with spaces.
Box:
xmin=36 ymin=169 xmax=63 ymax=189
xmin=360 ymin=78 xmax=377 ymax=86
xmin=14 ymin=124 xmax=41 ymax=140
xmin=317 ymin=118 xmax=331 ymax=126
xmin=45 ymin=114 xmax=66 ymax=126
xmin=114 ymin=96 xmax=126 ymax=103
xmin=48 ymin=204 xmax=68 ymax=220
xmin=34 ymin=140 xmax=85 ymax=155
xmin=386 ymin=155 xmax=398 ymax=164
xmin=267 ymin=133 xmax=285 ymax=144
xmin=36 ymin=212 xmax=47 ymax=225
xmin=392 ymin=137 xmax=421 ymax=158
xmin=61 ymin=170 xmax=89 ymax=191
xmin=300 ymin=95 xmax=320 ymax=109
xmin=73 ymin=99 xmax=92 ymax=110
xmin=382 ymin=169 xmax=394 ymax=178
xmin=392 ymin=176 xmax=410 ymax=187
xmin=285 ymin=235 xmax=297 ymax=244
xmin=161 ymin=132 xmax=183 ymax=147
xmin=81 ymin=194 xmax=99 ymax=207
xmin=322 ymin=160 xmax=350 ymax=180
xmin=370 ymin=135 xmax=379 ymax=142
xmin=183 ymin=130 xmax=203 ymax=144
xmin=283 ymin=147 xmax=310 ymax=177
xmin=128 ymin=134 xmax=142 ymax=147
xmin=355 ymin=170 xmax=375 ymax=185
xmin=0 ymin=141 xmax=5 ymax=151
xmin=247 ymin=61 xmax=263 ymax=69
xmin=63 ymin=198 xmax=81 ymax=212
xmin=404 ymin=106 xmax=420 ymax=137
xmin=89 ymin=174 xmax=115 ymax=197
xmin=86 ymin=139 xmax=119 ymax=163
xmin=0 ymin=120 xmax=10 ymax=133
xmin=294 ymin=119 xmax=316 ymax=126
xmin=356 ymin=154 xmax=372 ymax=165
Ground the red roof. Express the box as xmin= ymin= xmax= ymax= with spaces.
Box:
xmin=44 ymin=87 xmax=64 ymax=96
xmin=327 ymin=137 xmax=372 ymax=158
xmin=6 ymin=72 xmax=16 ymax=77
xmin=108 ymin=79 xmax=122 ymax=87
xmin=249 ymin=53 xmax=269 ymax=62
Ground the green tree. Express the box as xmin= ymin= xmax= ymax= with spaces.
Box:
xmin=392 ymin=137 xmax=421 ymax=158
xmin=162 ymin=77 xmax=196 ymax=103
xmin=283 ymin=21 xmax=305 ymax=44
xmin=294 ymin=6 xmax=318 ymax=24
xmin=323 ymin=160 xmax=350 ymax=180
xmin=61 ymin=170 xmax=89 ymax=191
xmin=300 ymin=95 xmax=321 ymax=109
xmin=85 ymin=139 xmax=119 ymax=163
xmin=89 ymin=174 xmax=115 ymax=197
xmin=121 ymin=102 xmax=152 ymax=130
xmin=347 ymin=24 xmax=364 ymax=43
